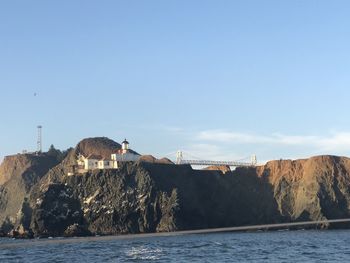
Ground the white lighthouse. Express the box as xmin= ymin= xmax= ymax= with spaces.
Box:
xmin=122 ymin=139 xmax=129 ymax=153
xmin=111 ymin=139 xmax=140 ymax=162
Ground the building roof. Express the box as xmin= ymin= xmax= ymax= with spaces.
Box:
xmin=112 ymin=149 xmax=123 ymax=154
xmin=86 ymin=154 xmax=103 ymax=160
xmin=122 ymin=139 xmax=129 ymax=144
xmin=112 ymin=151 xmax=141 ymax=157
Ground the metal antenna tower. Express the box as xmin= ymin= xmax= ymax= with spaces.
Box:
xmin=37 ymin=125 xmax=42 ymax=153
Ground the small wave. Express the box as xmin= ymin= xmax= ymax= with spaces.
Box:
xmin=277 ymin=229 xmax=289 ymax=232
xmin=126 ymin=246 xmax=163 ymax=260
xmin=189 ymin=243 xmax=212 ymax=249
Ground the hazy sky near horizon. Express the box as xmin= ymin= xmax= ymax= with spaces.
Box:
xmin=1 ymin=1 xmax=350 ymax=163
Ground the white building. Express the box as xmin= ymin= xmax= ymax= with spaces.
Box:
xmin=76 ymin=154 xmax=117 ymax=170
xmin=75 ymin=139 xmax=139 ymax=172
xmin=111 ymin=139 xmax=140 ymax=162
xmin=98 ymin=159 xmax=113 ymax=169
xmin=83 ymin=154 xmax=102 ymax=170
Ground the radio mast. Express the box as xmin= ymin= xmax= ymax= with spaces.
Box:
xmin=37 ymin=125 xmax=42 ymax=153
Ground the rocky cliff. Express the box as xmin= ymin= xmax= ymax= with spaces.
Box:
xmin=27 ymin=162 xmax=279 ymax=237
xmin=0 ymin=153 xmax=61 ymax=234
xmin=256 ymin=156 xmax=350 ymax=224
xmin=1 ymin=137 xmax=350 ymax=238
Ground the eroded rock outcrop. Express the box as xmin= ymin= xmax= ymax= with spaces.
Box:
xmin=0 ymin=153 xmax=61 ymax=234
xmin=30 ymin=183 xmax=86 ymax=237
xmin=256 ymin=156 xmax=350 ymax=225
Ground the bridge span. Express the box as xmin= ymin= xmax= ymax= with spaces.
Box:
xmin=175 ymin=151 xmax=257 ymax=167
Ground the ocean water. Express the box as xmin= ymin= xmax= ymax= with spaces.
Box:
xmin=1 ymin=230 xmax=350 ymax=262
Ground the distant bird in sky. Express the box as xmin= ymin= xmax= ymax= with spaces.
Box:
xmin=34 ymin=92 xmax=37 ymax=96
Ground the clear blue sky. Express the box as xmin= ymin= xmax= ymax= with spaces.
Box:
xmin=1 ymin=1 xmax=350 ymax=163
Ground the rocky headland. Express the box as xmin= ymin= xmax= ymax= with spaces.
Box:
xmin=1 ymin=137 xmax=350 ymax=238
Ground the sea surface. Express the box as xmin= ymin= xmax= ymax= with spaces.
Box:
xmin=1 ymin=230 xmax=350 ymax=262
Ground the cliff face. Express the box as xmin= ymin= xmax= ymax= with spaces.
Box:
xmin=28 ymin=162 xmax=279 ymax=237
xmin=1 ymin=137 xmax=350 ymax=238
xmin=0 ymin=153 xmax=61 ymax=234
xmin=0 ymin=154 xmax=50 ymax=186
xmin=256 ymin=156 xmax=350 ymax=223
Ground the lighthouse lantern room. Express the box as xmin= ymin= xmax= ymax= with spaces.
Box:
xmin=122 ymin=139 xmax=129 ymax=153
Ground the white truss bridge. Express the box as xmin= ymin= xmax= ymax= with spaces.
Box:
xmin=175 ymin=151 xmax=257 ymax=167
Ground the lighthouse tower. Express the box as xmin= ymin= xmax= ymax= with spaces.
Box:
xmin=111 ymin=138 xmax=140 ymax=163
xmin=122 ymin=139 xmax=129 ymax=154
